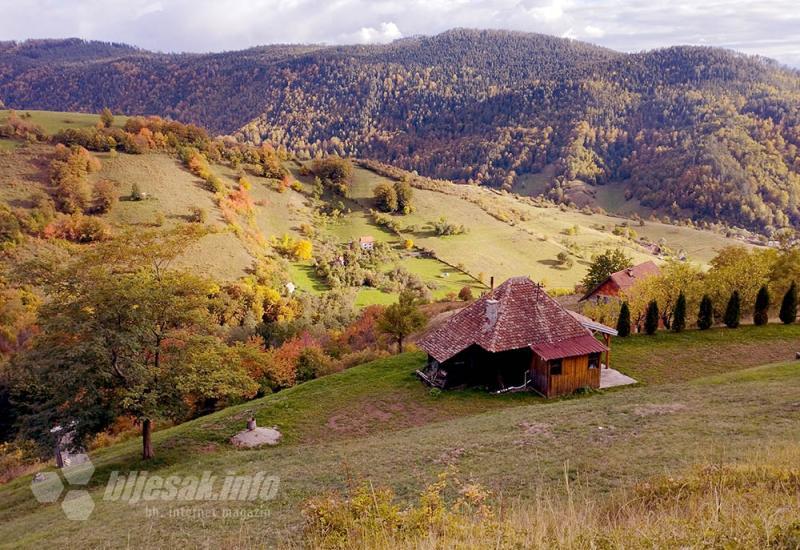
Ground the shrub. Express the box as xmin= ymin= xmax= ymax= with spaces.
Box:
xmin=779 ymin=282 xmax=797 ymax=325
xmin=189 ymin=206 xmax=207 ymax=224
xmin=44 ymin=214 xmax=112 ymax=243
xmin=458 ymin=286 xmax=474 ymax=301
xmin=403 ymin=238 xmax=414 ymax=250
xmin=697 ymin=295 xmax=713 ymax=330
xmin=644 ymin=300 xmax=659 ymax=335
xmin=724 ymin=290 xmax=741 ymax=328
xmin=753 ymin=285 xmax=770 ymax=326
xmin=130 ymin=182 xmax=144 ymax=201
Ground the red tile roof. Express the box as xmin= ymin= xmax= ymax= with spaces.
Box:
xmin=418 ymin=277 xmax=607 ymax=363
xmin=581 ymin=260 xmax=661 ymax=300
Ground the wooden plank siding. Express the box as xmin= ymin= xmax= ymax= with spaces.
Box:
xmin=531 ymin=353 xmax=600 ymax=397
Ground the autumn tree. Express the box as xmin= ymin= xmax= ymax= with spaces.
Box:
xmin=394 ymin=179 xmax=414 ymax=214
xmin=311 ymin=157 xmax=352 ymax=196
xmin=373 ymin=182 xmax=398 ymax=212
xmin=12 ymin=228 xmax=257 ymax=460
xmin=458 ymin=286 xmax=473 ymax=301
xmin=377 ymin=290 xmax=426 ymax=353
xmin=581 ymin=249 xmax=632 ymax=292
xmin=91 ymin=179 xmax=116 ymax=214
xmin=100 ymin=107 xmax=114 ymax=128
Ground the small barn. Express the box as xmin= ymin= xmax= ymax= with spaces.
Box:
xmin=417 ymin=277 xmax=612 ymax=397
xmin=580 ymin=261 xmax=661 ymax=303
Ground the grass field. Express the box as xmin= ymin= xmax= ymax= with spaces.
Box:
xmin=0 ymin=109 xmax=128 ymax=134
xmin=332 ymin=165 xmax=750 ymax=289
xmin=2 ymin=325 xmax=799 ymax=548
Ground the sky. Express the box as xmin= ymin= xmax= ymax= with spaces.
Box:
xmin=1 ymin=0 xmax=799 ymax=67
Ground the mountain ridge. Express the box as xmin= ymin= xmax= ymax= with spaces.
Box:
xmin=2 ymin=30 xmax=800 ymax=232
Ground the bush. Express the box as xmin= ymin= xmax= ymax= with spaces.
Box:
xmin=458 ymin=286 xmax=474 ymax=301
xmin=130 ymin=182 xmax=144 ymax=201
xmin=697 ymin=295 xmax=714 ymax=330
xmin=189 ymin=206 xmax=207 ymax=224
xmin=44 ymin=214 xmax=112 ymax=243
xmin=724 ymin=290 xmax=741 ymax=328
xmin=753 ymin=285 xmax=770 ymax=326
xmin=779 ymin=282 xmax=797 ymax=325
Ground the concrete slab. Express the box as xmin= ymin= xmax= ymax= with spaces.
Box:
xmin=600 ymin=368 xmax=637 ymax=389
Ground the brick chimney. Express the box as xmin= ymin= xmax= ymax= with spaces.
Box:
xmin=484 ymin=299 xmax=499 ymax=329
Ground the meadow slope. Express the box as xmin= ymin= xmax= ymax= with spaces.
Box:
xmin=1 ymin=326 xmax=799 ymax=548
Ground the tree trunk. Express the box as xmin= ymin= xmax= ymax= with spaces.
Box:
xmin=142 ymin=418 xmax=154 ymax=460
xmin=398 ymin=335 xmax=404 ymax=353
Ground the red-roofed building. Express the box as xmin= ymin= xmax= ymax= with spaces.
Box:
xmin=580 ymin=261 xmax=661 ymax=303
xmin=417 ymin=277 xmax=612 ymax=397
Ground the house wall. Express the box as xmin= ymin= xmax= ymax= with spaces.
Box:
xmin=587 ymin=280 xmax=621 ymax=302
xmin=531 ymin=353 xmax=601 ymax=397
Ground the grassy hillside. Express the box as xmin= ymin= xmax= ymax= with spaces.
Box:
xmin=2 ymin=325 xmax=799 ymax=547
xmin=313 ymin=164 xmax=750 ymax=290
xmin=1 ymin=127 xmax=753 ymax=302
xmin=0 ymin=109 xmax=127 ymax=133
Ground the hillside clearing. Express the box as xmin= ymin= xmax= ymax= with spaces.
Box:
xmin=1 ymin=325 xmax=800 ymax=547
xmin=0 ymin=109 xmax=128 ymax=134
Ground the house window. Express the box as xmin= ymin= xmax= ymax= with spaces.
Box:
xmin=588 ymin=353 xmax=601 ymax=369
xmin=550 ymin=359 xmax=563 ymax=376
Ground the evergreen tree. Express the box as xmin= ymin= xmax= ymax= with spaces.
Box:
xmin=724 ymin=290 xmax=741 ymax=328
xmin=697 ymin=294 xmax=713 ymax=330
xmin=779 ymin=282 xmax=797 ymax=325
xmin=616 ymin=301 xmax=631 ymax=337
xmin=644 ymin=300 xmax=659 ymax=335
xmin=753 ymin=285 xmax=770 ymax=326
xmin=672 ymin=292 xmax=686 ymax=333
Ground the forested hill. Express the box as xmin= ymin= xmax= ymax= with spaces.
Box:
xmin=2 ymin=29 xmax=800 ymax=232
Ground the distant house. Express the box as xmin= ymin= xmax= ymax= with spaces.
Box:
xmin=417 ymin=277 xmax=615 ymax=397
xmin=357 ymin=236 xmax=375 ymax=251
xmin=580 ymin=261 xmax=661 ymax=303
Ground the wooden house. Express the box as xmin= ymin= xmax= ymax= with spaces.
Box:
xmin=417 ymin=277 xmax=614 ymax=397
xmin=580 ymin=261 xmax=661 ymax=303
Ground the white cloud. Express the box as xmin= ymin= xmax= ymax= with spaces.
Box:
xmin=0 ymin=0 xmax=797 ymax=66
xmin=342 ymin=22 xmax=403 ymax=44
xmin=583 ymin=25 xmax=605 ymax=38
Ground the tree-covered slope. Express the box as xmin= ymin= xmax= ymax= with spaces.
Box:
xmin=2 ymin=30 xmax=800 ymax=231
